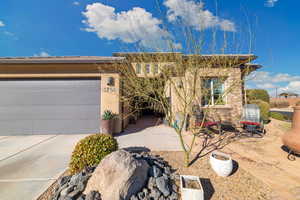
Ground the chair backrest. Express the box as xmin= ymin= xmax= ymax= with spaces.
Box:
xmin=241 ymin=104 xmax=261 ymax=123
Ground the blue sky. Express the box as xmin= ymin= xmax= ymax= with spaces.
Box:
xmin=0 ymin=0 xmax=299 ymax=96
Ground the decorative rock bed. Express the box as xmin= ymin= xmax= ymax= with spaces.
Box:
xmin=51 ymin=150 xmax=179 ymax=200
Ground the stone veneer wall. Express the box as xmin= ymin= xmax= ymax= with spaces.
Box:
xmin=169 ymin=67 xmax=244 ymax=125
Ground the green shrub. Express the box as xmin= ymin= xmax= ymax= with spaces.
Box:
xmin=250 ymin=99 xmax=270 ymax=122
xmin=69 ymin=134 xmax=118 ymax=174
xmin=102 ymin=110 xmax=116 ymax=120
xmin=246 ymin=89 xmax=270 ymax=103
xmin=270 ymin=112 xmax=286 ymax=121
xmin=270 ymin=100 xmax=290 ymax=108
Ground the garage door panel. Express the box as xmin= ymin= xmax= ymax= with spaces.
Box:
xmin=32 ymin=120 xmax=100 ymax=135
xmin=0 ymin=79 xmax=101 ymax=135
xmin=0 ymin=120 xmax=34 ymax=135
xmin=0 ymin=105 xmax=100 ymax=120
xmin=0 ymin=83 xmax=100 ymax=106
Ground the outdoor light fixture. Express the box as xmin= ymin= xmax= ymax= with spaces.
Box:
xmin=177 ymin=81 xmax=183 ymax=88
xmin=107 ymin=77 xmax=115 ymax=86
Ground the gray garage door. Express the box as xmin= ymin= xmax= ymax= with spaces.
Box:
xmin=0 ymin=79 xmax=100 ymax=135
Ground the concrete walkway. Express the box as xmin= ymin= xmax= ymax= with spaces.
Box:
xmin=0 ymin=134 xmax=88 ymax=200
xmin=116 ymin=116 xmax=181 ymax=151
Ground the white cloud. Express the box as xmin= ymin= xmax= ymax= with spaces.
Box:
xmin=73 ymin=1 xmax=80 ymax=6
xmin=82 ymin=3 xmax=181 ymax=49
xmin=265 ymin=0 xmax=278 ymax=7
xmin=246 ymin=71 xmax=300 ymax=96
xmin=164 ymin=0 xmax=236 ymax=32
xmin=279 ymin=81 xmax=300 ymax=94
xmin=0 ymin=20 xmax=5 ymax=27
xmin=33 ymin=51 xmax=50 ymax=57
xmin=248 ymin=71 xmax=300 ymax=83
xmin=256 ymin=83 xmax=277 ymax=89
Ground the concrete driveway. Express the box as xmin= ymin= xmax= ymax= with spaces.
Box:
xmin=0 ymin=134 xmax=88 ymax=200
xmin=0 ymin=117 xmax=181 ymax=200
xmin=116 ymin=116 xmax=181 ymax=151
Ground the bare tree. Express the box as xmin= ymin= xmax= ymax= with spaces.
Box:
xmin=113 ymin=1 xmax=255 ymax=167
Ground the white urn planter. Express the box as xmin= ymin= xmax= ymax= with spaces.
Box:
xmin=209 ymin=151 xmax=233 ymax=177
xmin=180 ymin=175 xmax=204 ymax=200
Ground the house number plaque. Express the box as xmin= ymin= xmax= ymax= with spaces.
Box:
xmin=103 ymin=87 xmax=116 ymax=93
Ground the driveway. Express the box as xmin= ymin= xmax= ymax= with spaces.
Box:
xmin=0 ymin=134 xmax=88 ymax=200
xmin=116 ymin=116 xmax=181 ymax=151
xmin=0 ymin=117 xmax=181 ymax=200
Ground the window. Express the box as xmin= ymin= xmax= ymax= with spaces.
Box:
xmin=202 ymin=78 xmax=226 ymax=106
xmin=136 ymin=63 xmax=141 ymax=74
xmin=153 ymin=64 xmax=159 ymax=74
xmin=145 ymin=64 xmax=150 ymax=74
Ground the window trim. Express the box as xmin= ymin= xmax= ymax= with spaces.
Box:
xmin=202 ymin=77 xmax=227 ymax=106
xmin=145 ymin=64 xmax=151 ymax=74
xmin=153 ymin=64 xmax=159 ymax=74
xmin=136 ymin=63 xmax=141 ymax=74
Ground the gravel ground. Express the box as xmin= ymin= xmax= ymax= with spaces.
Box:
xmin=37 ymin=151 xmax=273 ymax=200
xmin=37 ymin=170 xmax=69 ymax=200
xmin=152 ymin=151 xmax=274 ymax=200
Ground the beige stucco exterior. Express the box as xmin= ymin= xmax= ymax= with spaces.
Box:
xmin=0 ymin=53 xmax=260 ymax=134
xmin=0 ymin=61 xmax=124 ymax=134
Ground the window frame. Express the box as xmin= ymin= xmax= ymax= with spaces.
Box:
xmin=136 ymin=63 xmax=141 ymax=74
xmin=153 ymin=64 xmax=159 ymax=74
xmin=145 ymin=64 xmax=151 ymax=74
xmin=202 ymin=77 xmax=227 ymax=106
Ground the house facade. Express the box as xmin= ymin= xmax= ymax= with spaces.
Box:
xmin=0 ymin=53 xmax=260 ymax=135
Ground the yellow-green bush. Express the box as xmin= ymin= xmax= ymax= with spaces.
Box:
xmin=296 ymin=101 xmax=300 ymax=106
xmin=270 ymin=112 xmax=286 ymax=121
xmin=250 ymin=100 xmax=270 ymax=122
xmin=246 ymin=89 xmax=270 ymax=103
xmin=69 ymin=134 xmax=118 ymax=174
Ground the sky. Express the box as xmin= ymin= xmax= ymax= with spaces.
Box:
xmin=0 ymin=0 xmax=299 ymax=96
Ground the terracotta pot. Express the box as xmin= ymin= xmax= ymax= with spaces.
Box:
xmin=282 ymin=106 xmax=300 ymax=153
xmin=101 ymin=119 xmax=114 ymax=136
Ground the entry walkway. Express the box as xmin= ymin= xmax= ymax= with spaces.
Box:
xmin=116 ymin=116 xmax=181 ymax=151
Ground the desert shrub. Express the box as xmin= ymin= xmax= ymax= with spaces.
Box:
xmin=296 ymin=101 xmax=300 ymax=106
xmin=250 ymin=100 xmax=270 ymax=122
xmin=270 ymin=100 xmax=290 ymax=108
xmin=270 ymin=112 xmax=286 ymax=121
xmin=246 ymin=89 xmax=270 ymax=103
xmin=69 ymin=134 xmax=118 ymax=174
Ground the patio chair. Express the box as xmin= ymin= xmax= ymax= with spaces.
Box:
xmin=191 ymin=106 xmax=222 ymax=136
xmin=240 ymin=104 xmax=265 ymax=137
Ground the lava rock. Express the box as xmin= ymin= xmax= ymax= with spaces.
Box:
xmin=147 ymin=177 xmax=156 ymax=189
xmin=130 ymin=195 xmax=139 ymax=200
xmin=150 ymin=187 xmax=162 ymax=199
xmin=86 ymin=190 xmax=101 ymax=200
xmin=156 ymin=176 xmax=171 ymax=197
xmin=58 ymin=176 xmax=72 ymax=187
xmin=152 ymin=165 xmax=162 ymax=178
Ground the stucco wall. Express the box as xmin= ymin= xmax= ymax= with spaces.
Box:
xmin=100 ymin=73 xmax=122 ymax=134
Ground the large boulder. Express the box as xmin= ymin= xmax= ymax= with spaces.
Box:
xmin=84 ymin=150 xmax=149 ymax=200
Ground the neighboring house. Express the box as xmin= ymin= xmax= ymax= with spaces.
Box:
xmin=279 ymin=92 xmax=299 ymax=98
xmin=0 ymin=53 xmax=260 ymax=135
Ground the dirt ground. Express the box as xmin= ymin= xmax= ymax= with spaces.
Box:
xmin=184 ymin=119 xmax=300 ymax=200
xmin=153 ymin=151 xmax=273 ymax=200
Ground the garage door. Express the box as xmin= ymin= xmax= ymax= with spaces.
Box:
xmin=0 ymin=79 xmax=101 ymax=135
